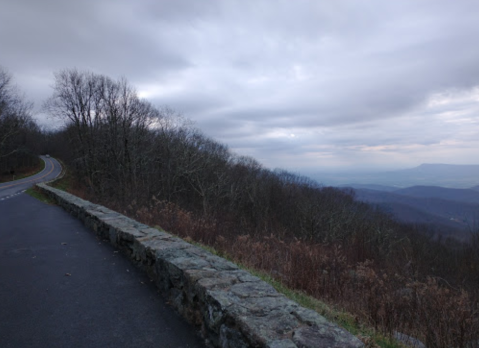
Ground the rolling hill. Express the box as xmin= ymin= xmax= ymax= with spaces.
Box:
xmin=352 ymin=187 xmax=478 ymax=241
xmin=394 ymin=186 xmax=479 ymax=204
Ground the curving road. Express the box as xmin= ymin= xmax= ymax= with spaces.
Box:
xmin=0 ymin=158 xmax=206 ymax=347
xmin=0 ymin=156 xmax=62 ymax=200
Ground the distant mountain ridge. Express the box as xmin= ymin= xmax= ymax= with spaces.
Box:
xmin=339 ymin=184 xmax=399 ymax=192
xmin=311 ymin=163 xmax=479 ymax=188
xmin=352 ymin=186 xmax=479 ymax=241
xmin=389 ymin=164 xmax=479 ymax=188
xmin=310 ymin=163 xmax=479 ymax=240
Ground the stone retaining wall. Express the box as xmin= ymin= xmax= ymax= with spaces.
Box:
xmin=37 ymin=183 xmax=364 ymax=348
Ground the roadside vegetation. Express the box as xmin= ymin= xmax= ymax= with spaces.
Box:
xmin=0 ymin=66 xmax=44 ymax=182
xmin=0 ymin=156 xmax=44 ymax=183
xmin=26 ymin=186 xmax=55 ymax=204
xmin=44 ymin=70 xmax=479 ymax=348
xmin=4 ymin=66 xmax=479 ymax=347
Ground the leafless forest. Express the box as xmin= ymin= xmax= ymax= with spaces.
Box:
xmin=3 ymin=68 xmax=479 ymax=347
xmin=0 ymin=68 xmax=42 ymax=180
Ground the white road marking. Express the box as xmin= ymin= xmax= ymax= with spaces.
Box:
xmin=0 ymin=190 xmax=26 ymax=201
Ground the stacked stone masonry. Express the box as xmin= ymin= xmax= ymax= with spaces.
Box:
xmin=37 ymin=183 xmax=364 ymax=348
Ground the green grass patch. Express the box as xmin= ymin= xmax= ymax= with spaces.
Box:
xmin=26 ymin=186 xmax=55 ymax=205
xmin=50 ymin=168 xmax=74 ymax=191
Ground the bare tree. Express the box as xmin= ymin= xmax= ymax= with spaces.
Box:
xmin=43 ymin=69 xmax=161 ymax=198
xmin=0 ymin=67 xmax=36 ymax=174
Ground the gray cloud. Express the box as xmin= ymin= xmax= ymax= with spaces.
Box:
xmin=1 ymin=0 xmax=479 ymax=171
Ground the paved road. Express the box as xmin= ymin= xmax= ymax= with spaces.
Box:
xmin=0 ymin=156 xmax=62 ymax=200
xmin=0 ymin=169 xmax=206 ymax=347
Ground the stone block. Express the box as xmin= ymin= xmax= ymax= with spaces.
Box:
xmin=36 ymin=182 xmax=364 ymax=348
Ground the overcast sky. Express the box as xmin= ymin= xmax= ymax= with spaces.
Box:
xmin=1 ymin=0 xmax=479 ymax=172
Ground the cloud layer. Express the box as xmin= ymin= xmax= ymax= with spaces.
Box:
xmin=1 ymin=0 xmax=479 ymax=171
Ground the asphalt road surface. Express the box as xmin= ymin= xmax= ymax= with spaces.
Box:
xmin=0 ymin=156 xmax=62 ymax=200
xmin=0 ymin=163 xmax=206 ymax=347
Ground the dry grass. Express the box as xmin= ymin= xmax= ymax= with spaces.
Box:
xmin=127 ymin=199 xmax=479 ymax=348
xmin=58 ymin=179 xmax=479 ymax=348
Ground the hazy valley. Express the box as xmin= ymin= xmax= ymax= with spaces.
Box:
xmin=317 ymin=164 xmax=479 ymax=242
